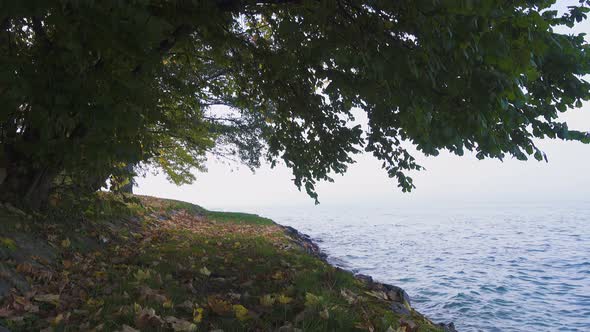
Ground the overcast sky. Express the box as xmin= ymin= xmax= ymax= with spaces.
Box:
xmin=137 ymin=2 xmax=590 ymax=210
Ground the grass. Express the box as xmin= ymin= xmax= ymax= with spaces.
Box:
xmin=204 ymin=211 xmax=274 ymax=226
xmin=0 ymin=194 xmax=443 ymax=332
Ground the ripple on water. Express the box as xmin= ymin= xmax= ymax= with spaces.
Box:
xmin=263 ymin=204 xmax=590 ymax=332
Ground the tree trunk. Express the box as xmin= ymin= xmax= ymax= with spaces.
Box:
xmin=0 ymin=158 xmax=55 ymax=210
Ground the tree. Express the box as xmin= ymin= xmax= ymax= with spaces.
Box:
xmin=1 ymin=0 xmax=589 ymax=209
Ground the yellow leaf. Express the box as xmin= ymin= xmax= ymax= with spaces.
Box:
xmin=34 ymin=294 xmax=60 ymax=306
xmin=61 ymin=238 xmax=71 ymax=248
xmin=259 ymin=294 xmax=275 ymax=307
xmin=305 ymin=293 xmax=321 ymax=307
xmin=134 ymin=269 xmax=151 ymax=281
xmin=52 ymin=313 xmax=64 ymax=325
xmin=0 ymin=237 xmax=16 ymax=250
xmin=233 ymin=304 xmax=249 ymax=321
xmin=277 ymin=294 xmax=292 ymax=304
xmin=193 ymin=307 xmax=204 ymax=323
xmin=199 ymin=266 xmax=211 ymax=277
xmin=86 ymin=298 xmax=104 ymax=307
xmin=163 ymin=299 xmax=174 ymax=309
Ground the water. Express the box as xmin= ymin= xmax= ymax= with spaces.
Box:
xmin=254 ymin=202 xmax=590 ymax=331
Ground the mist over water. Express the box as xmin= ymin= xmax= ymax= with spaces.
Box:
xmin=254 ymin=202 xmax=590 ymax=331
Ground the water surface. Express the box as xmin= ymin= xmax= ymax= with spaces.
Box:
xmin=255 ymin=202 xmax=590 ymax=331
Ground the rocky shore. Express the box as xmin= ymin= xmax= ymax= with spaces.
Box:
xmin=280 ymin=225 xmax=458 ymax=332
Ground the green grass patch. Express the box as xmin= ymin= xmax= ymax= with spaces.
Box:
xmin=205 ymin=211 xmax=274 ymax=225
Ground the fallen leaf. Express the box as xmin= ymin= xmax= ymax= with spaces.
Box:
xmin=199 ymin=266 xmax=211 ymax=277
xmin=117 ymin=325 xmax=139 ymax=332
xmin=139 ymin=286 xmax=168 ymax=304
xmin=259 ymin=294 xmax=275 ymax=307
xmin=51 ymin=313 xmax=65 ymax=325
xmin=61 ymin=238 xmax=71 ymax=248
xmin=278 ymin=294 xmax=293 ymax=304
xmin=364 ymin=290 xmax=388 ymax=300
xmin=86 ymin=298 xmax=104 ymax=307
xmin=193 ymin=306 xmax=204 ymax=323
xmin=165 ymin=316 xmax=198 ymax=331
xmin=207 ymin=296 xmax=232 ymax=316
xmin=0 ymin=237 xmax=17 ymax=250
xmin=163 ymin=299 xmax=174 ymax=309
xmin=16 ymin=263 xmax=33 ymax=274
xmin=134 ymin=268 xmax=151 ymax=281
xmin=34 ymin=294 xmax=60 ymax=306
xmin=135 ymin=305 xmax=164 ymax=329
xmin=340 ymin=289 xmax=358 ymax=304
xmin=305 ymin=293 xmax=321 ymax=307
xmin=62 ymin=260 xmax=73 ymax=269
xmin=233 ymin=304 xmax=249 ymax=321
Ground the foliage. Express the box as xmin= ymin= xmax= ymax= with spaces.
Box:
xmin=1 ymin=0 xmax=590 ymax=207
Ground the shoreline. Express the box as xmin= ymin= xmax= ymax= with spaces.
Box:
xmin=1 ymin=195 xmax=457 ymax=331
xmin=279 ymin=224 xmax=458 ymax=332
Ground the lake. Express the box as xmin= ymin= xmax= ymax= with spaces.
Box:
xmin=253 ymin=202 xmax=590 ymax=331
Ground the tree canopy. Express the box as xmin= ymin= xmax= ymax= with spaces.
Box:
xmin=1 ymin=0 xmax=589 ymax=209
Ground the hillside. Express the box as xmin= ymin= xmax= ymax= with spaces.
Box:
xmin=0 ymin=194 xmax=451 ymax=332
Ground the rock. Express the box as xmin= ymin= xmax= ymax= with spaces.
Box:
xmin=382 ymin=283 xmax=411 ymax=306
xmin=355 ymin=273 xmax=374 ymax=284
xmin=281 ymin=226 xmax=327 ymax=260
xmin=279 ymin=224 xmax=459 ymax=331
xmin=438 ymin=322 xmax=458 ymax=332
xmin=390 ymin=302 xmax=411 ymax=316
xmin=399 ymin=319 xmax=418 ymax=332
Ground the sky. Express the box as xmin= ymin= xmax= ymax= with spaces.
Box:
xmin=136 ymin=1 xmax=590 ymax=211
